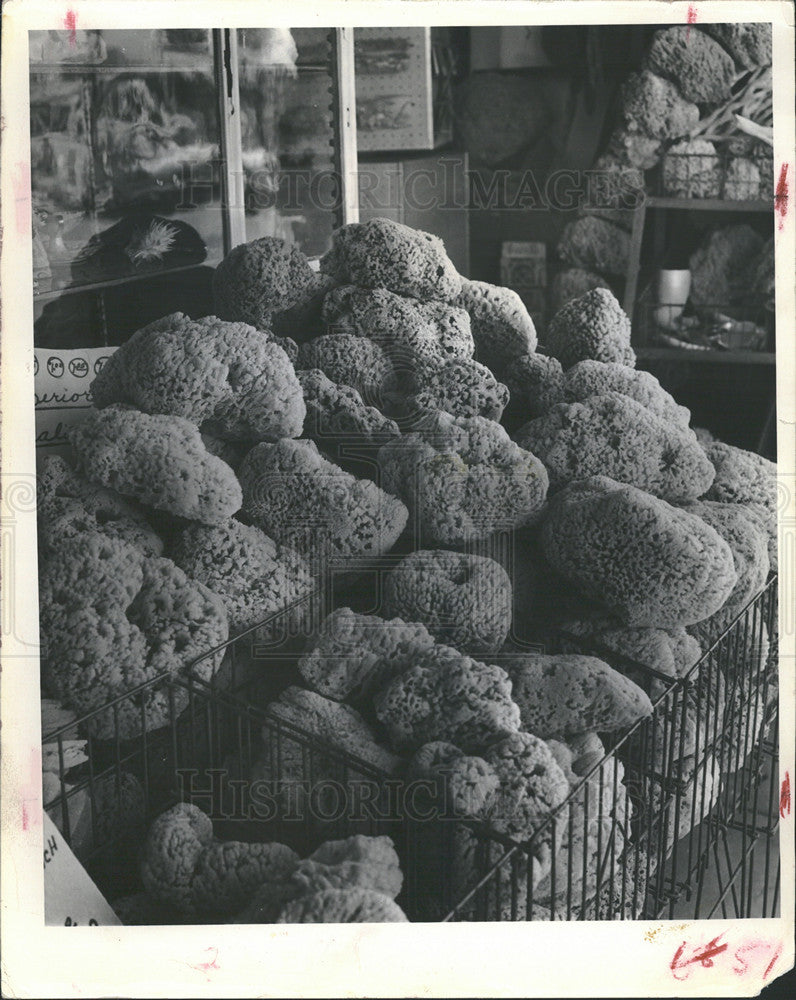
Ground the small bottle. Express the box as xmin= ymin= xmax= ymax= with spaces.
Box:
xmin=50 ymin=214 xmax=68 ymax=258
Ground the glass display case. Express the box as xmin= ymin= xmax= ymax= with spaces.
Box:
xmin=30 ymin=27 xmax=355 ymax=347
xmin=238 ymin=27 xmax=339 ymax=257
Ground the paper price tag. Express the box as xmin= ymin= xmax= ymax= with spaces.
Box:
xmin=43 ymin=811 xmax=121 ymax=926
xmin=34 ymin=347 xmax=117 ymax=453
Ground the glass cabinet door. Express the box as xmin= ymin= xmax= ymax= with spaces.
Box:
xmin=30 ymin=29 xmax=225 ymax=296
xmin=30 ymin=26 xmax=353 ymax=347
xmin=237 ymin=27 xmax=340 ymax=259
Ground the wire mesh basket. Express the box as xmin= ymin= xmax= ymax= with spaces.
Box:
xmin=634 ymin=282 xmax=774 ymax=353
xmin=43 ymin=572 xmax=779 ymax=922
xmin=652 ymin=141 xmax=773 ymax=203
xmin=436 ymin=576 xmax=779 ymax=921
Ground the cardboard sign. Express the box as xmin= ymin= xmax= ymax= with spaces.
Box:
xmin=34 ymin=347 xmax=116 ymax=453
xmin=43 ymin=811 xmax=121 ymax=926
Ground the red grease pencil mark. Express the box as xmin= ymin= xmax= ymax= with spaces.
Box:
xmin=13 ymin=162 xmax=31 ymax=235
xmin=732 ymin=939 xmax=782 ymax=977
xmin=763 ymin=944 xmax=782 ymax=980
xmin=775 ymin=164 xmax=789 ymax=230
xmin=780 ymin=771 xmax=791 ymax=817
xmin=189 ymin=947 xmax=220 ymax=980
xmin=672 ymin=935 xmax=783 ymax=983
xmin=671 ymin=935 xmax=728 ymax=980
xmin=21 ymin=747 xmax=43 ymax=834
xmin=686 ymin=4 xmax=698 ymax=39
xmin=64 ymin=10 xmax=78 ymax=45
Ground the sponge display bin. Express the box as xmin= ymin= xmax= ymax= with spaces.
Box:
xmin=42 ymin=572 xmax=779 ymax=923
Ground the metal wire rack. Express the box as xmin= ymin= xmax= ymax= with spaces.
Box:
xmin=435 ymin=576 xmax=779 ymax=921
xmin=42 ymin=573 xmax=779 ymax=922
xmin=653 ymin=143 xmax=773 ymax=203
xmin=634 ymin=288 xmax=773 ymax=353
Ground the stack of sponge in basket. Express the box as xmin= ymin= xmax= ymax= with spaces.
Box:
xmin=36 ymin=217 xmax=776 ymax=923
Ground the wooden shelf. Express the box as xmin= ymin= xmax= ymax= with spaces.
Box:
xmin=644 ymin=196 xmax=772 ymax=213
xmin=636 ymin=347 xmax=776 ymax=366
xmin=623 ymin=193 xmax=775 ymax=328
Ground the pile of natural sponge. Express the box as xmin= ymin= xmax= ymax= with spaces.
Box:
xmin=38 ymin=532 xmax=229 ymax=740
xmin=113 ymin=803 xmax=408 ymax=923
xmin=292 ymin=604 xmax=653 ymax=865
xmin=550 ymin=23 xmax=771 ymax=311
xmin=39 ymin=212 xmax=777 ymax=927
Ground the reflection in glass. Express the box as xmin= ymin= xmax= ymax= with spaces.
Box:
xmin=238 ymin=28 xmax=337 ymax=258
xmin=29 ymin=29 xmax=222 ymax=293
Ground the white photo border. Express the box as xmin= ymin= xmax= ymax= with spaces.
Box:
xmin=2 ymin=2 xmax=794 ymax=996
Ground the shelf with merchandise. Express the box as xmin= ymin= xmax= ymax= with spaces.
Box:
xmin=644 ymin=196 xmax=772 ymax=213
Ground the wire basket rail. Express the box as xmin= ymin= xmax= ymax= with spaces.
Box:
xmin=436 ymin=575 xmax=779 ymax=921
xmin=651 ymin=142 xmax=773 ymax=203
xmin=42 ymin=574 xmax=779 ymax=922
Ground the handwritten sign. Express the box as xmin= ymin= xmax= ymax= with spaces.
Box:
xmin=34 ymin=347 xmax=116 ymax=453
xmin=43 ymin=811 xmax=121 ymax=926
